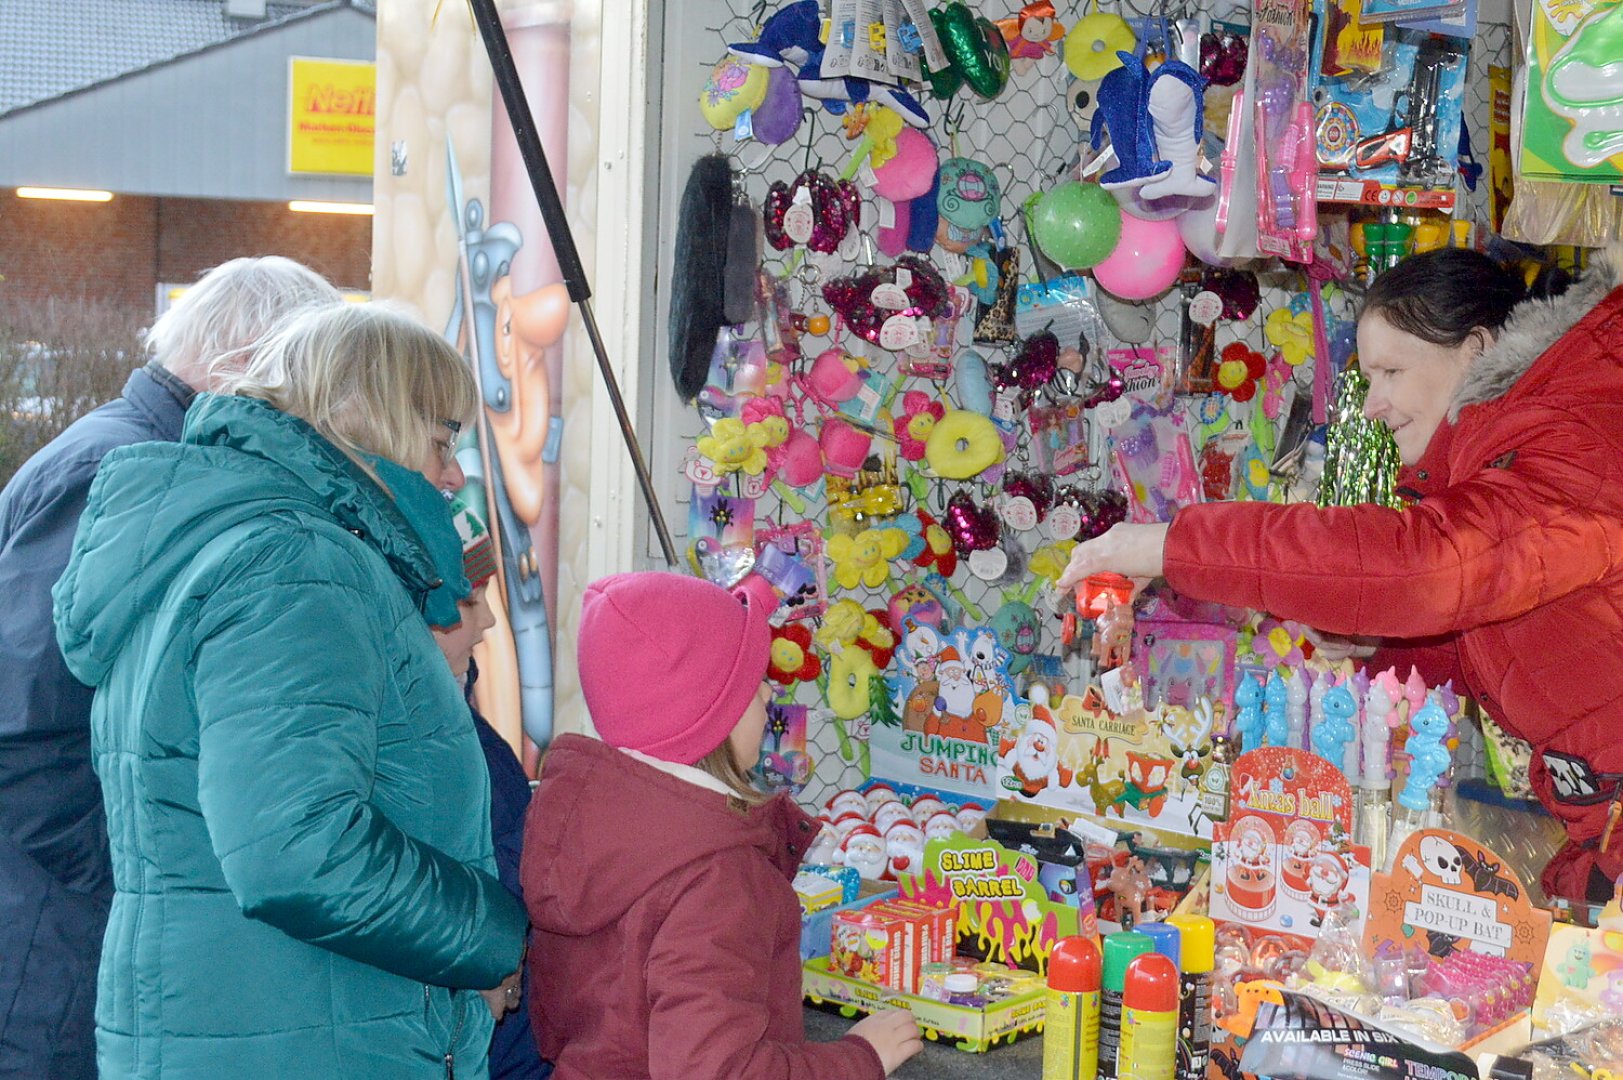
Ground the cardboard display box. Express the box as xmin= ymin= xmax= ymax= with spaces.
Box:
xmin=802 ymin=955 xmax=1046 ymax=1053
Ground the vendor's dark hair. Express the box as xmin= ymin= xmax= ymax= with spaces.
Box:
xmin=1361 ymin=248 xmax=1571 ymax=348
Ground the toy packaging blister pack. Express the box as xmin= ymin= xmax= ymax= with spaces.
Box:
xmin=1249 ymin=0 xmax=1319 ymax=261
xmin=1313 ymin=27 xmax=1470 ymax=207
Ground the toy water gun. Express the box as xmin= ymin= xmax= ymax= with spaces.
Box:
xmin=1345 ymin=37 xmax=1459 ymax=183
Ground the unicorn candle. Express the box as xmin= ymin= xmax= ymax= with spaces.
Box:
xmin=1313 ymin=684 xmax=1357 ymax=771
xmin=1263 ymin=671 xmax=1289 ymax=748
xmin=1234 ymin=673 xmax=1265 ymax=753
xmin=1357 ymin=669 xmax=1401 ymax=870
xmin=1388 ymin=699 xmax=1453 ymax=867
xmin=1285 ymin=668 xmax=1308 ymax=750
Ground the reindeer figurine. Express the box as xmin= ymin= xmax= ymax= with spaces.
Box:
xmin=1075 ymin=737 xmax=1127 ymax=818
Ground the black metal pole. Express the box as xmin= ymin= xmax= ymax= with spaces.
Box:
xmin=465 ymin=0 xmax=679 ymax=567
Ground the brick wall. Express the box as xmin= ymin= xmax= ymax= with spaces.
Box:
xmin=0 ymin=189 xmax=371 ymax=337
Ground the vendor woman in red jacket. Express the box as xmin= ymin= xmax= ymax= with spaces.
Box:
xmin=520 ymin=571 xmax=922 ymax=1079
xmin=1061 ymin=247 xmax=1623 ymax=903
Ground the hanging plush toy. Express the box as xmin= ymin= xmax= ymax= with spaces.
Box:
xmin=997 ymin=1 xmax=1066 ymax=74
xmin=1137 ymin=61 xmax=1217 ymax=202
xmin=668 ymin=154 xmax=734 ymax=402
xmin=936 ymin=2 xmax=1012 ymax=100
xmin=729 ymin=0 xmax=932 ymax=127
xmin=822 ymin=255 xmax=952 ymax=347
xmin=1091 ymin=52 xmax=1169 ymax=190
xmin=764 ymin=170 xmax=858 ymax=253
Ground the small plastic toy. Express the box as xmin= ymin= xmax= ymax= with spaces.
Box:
xmin=1233 ymin=673 xmax=1264 ymax=752
xmin=1263 ymin=670 xmax=1289 ymax=748
xmin=1397 ymin=700 xmax=1451 ymax=814
xmin=1285 ymin=669 xmax=1309 ymax=750
xmin=1313 ymin=683 xmax=1357 ymax=769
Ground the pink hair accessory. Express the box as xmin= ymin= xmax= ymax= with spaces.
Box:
xmin=822 ymin=255 xmax=952 ymax=345
xmin=871 ymin=128 xmax=939 ymax=202
xmin=819 ymin=417 xmax=873 ymax=478
xmin=807 ymin=349 xmax=864 ymax=405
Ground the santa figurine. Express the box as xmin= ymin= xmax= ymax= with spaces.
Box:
xmin=923 ymin=810 xmax=960 ymax=843
xmin=872 ymin=799 xmax=914 ymax=836
xmin=1307 ymin=852 xmax=1354 ymax=928
xmin=884 ymin=820 xmax=926 ymax=880
xmin=826 ymin=788 xmax=869 ymax=821
xmin=803 ymin=818 xmax=841 ymax=865
xmin=829 ymin=811 xmax=871 ymax=845
xmin=909 ymin=795 xmax=947 ymax=825
xmin=1000 ymin=705 xmax=1074 ymax=798
xmin=862 ymin=782 xmax=900 ymax=816
xmin=955 ymin=803 xmax=987 ymax=833
xmin=842 ymin=824 xmax=890 ymax=880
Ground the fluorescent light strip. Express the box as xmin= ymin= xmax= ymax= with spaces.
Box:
xmin=288 ymin=200 xmax=374 ymax=216
xmin=16 ymin=187 xmax=113 ymax=202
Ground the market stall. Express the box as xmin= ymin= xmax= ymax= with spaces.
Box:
xmin=655 ymin=0 xmax=1623 ymax=1075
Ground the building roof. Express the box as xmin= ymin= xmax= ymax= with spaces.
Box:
xmin=0 ymin=0 xmax=374 ymax=117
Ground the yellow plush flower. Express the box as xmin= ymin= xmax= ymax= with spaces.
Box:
xmin=1264 ymin=308 xmax=1315 ymax=367
xmin=816 ymin=598 xmax=869 ymax=652
xmin=825 ymin=527 xmax=909 ymax=591
xmin=696 ymin=417 xmax=765 ymax=475
xmin=1029 ymin=539 xmax=1078 ymax=585
xmin=864 ymin=106 xmax=906 ymax=168
xmin=695 ymin=415 xmax=786 ymax=476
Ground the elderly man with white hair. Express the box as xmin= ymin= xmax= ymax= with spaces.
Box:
xmin=0 ymin=257 xmax=340 ymax=1079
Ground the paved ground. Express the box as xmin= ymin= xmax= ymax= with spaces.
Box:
xmin=803 ymin=1004 xmax=1043 ymax=1078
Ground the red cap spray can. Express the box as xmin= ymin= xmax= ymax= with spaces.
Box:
xmin=1042 ymin=936 xmax=1102 ymax=1080
xmin=1119 ymin=952 xmax=1179 ymax=1080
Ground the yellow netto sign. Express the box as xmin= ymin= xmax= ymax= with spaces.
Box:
xmin=287 ymin=57 xmax=375 ymax=176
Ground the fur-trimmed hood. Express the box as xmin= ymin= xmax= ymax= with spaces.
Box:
xmin=1450 ymin=245 xmax=1623 ymax=420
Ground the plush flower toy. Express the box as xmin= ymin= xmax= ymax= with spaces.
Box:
xmin=696 ymin=411 xmax=789 ymax=476
xmin=896 ymin=508 xmax=959 ymax=578
xmin=892 ymin=390 xmax=946 ymax=461
xmin=1264 ymin=306 xmax=1315 ymax=367
xmin=826 ymin=527 xmax=910 ymax=591
xmin=1215 ymin=342 xmax=1267 ymax=403
xmin=853 ymin=608 xmax=898 ymax=669
xmin=815 ymin=598 xmax=870 ymax=654
xmin=826 ymin=646 xmax=881 ymax=720
xmin=769 ymin=623 xmax=822 ymax=685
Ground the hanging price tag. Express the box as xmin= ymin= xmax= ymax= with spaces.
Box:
xmin=968 ymin=546 xmax=1008 ymax=580
xmin=1189 ymin=290 xmax=1223 ymax=326
xmin=1000 ymin=496 xmax=1039 ymax=531
xmin=871 ymin=282 xmax=909 ymax=310
xmin=878 ymin=314 xmax=923 ymax=350
xmin=1047 ymin=504 xmax=1081 ymax=541
xmin=783 ymin=204 xmax=815 ymax=245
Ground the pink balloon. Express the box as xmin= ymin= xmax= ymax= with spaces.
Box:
xmin=1093 ymin=212 xmax=1186 ymax=301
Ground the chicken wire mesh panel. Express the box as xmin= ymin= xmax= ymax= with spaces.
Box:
xmin=669 ymin=2 xmax=1502 ymax=812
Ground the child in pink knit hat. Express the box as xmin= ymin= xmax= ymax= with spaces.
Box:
xmin=520 ymin=571 xmax=920 ymax=1079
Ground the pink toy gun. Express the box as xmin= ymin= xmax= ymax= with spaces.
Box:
xmin=1216 ymin=86 xmax=1245 ymax=236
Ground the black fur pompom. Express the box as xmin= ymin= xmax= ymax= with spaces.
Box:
xmin=668 ymin=154 xmax=734 ymax=402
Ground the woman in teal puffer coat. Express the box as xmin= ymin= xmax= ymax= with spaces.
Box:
xmin=52 ymin=304 xmax=529 ymax=1079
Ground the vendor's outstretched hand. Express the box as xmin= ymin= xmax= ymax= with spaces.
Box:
xmin=1057 ymin=523 xmax=1171 ymax=592
xmin=1301 ymin=626 xmax=1379 ymax=662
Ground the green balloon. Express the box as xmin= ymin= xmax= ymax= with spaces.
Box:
xmin=925 ymin=9 xmax=963 ymax=99
xmin=1030 ymin=182 xmax=1123 ymax=270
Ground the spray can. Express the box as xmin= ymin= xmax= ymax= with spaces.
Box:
xmin=1134 ymin=922 xmax=1182 ymax=969
xmin=1166 ymin=914 xmax=1215 ymax=1080
xmin=1099 ymin=930 xmax=1153 ymax=1080
xmin=1119 ymin=952 xmax=1180 ymax=1080
xmin=1042 ymin=935 xmax=1102 ymax=1080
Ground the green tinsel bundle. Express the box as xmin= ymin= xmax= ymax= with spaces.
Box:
xmin=1316 ymin=367 xmax=1402 ymax=509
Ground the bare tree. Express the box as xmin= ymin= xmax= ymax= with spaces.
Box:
xmin=0 ymin=299 xmax=145 ymax=486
